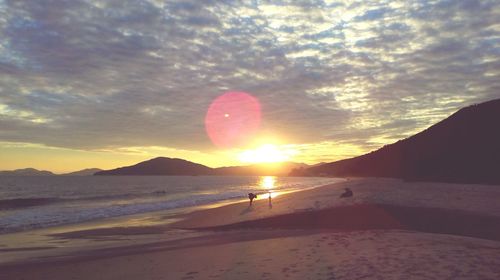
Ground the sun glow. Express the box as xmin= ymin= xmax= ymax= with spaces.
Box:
xmin=238 ymin=144 xmax=295 ymax=164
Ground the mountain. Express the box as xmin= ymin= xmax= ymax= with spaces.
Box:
xmin=62 ymin=168 xmax=103 ymax=176
xmin=95 ymin=157 xmax=308 ymax=176
xmin=298 ymin=98 xmax=500 ymax=185
xmin=94 ymin=157 xmax=213 ymax=176
xmin=0 ymin=168 xmax=55 ymax=176
xmin=214 ymin=162 xmax=309 ymax=176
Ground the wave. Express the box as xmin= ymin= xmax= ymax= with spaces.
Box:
xmin=0 ymin=198 xmax=62 ymax=210
xmin=71 ymin=190 xmax=169 ymax=202
xmin=0 ymin=191 xmax=170 ymax=210
xmin=0 ymin=191 xmax=247 ymax=234
xmin=0 ymin=177 xmax=341 ymax=233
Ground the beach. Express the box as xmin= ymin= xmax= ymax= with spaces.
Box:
xmin=1 ymin=178 xmax=500 ymax=279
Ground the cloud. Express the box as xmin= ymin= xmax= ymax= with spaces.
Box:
xmin=0 ymin=0 xmax=499 ymax=160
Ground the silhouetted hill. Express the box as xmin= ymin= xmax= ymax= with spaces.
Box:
xmin=95 ymin=157 xmax=213 ymax=176
xmin=214 ymin=162 xmax=308 ymax=176
xmin=300 ymin=98 xmax=500 ymax=185
xmin=62 ymin=168 xmax=103 ymax=176
xmin=0 ymin=168 xmax=55 ymax=176
xmin=95 ymin=157 xmax=308 ymax=176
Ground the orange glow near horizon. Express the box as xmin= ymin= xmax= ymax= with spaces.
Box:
xmin=0 ymin=140 xmax=365 ymax=173
xmin=238 ymin=144 xmax=296 ymax=164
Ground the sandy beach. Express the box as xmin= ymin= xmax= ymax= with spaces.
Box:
xmin=1 ymin=178 xmax=500 ymax=279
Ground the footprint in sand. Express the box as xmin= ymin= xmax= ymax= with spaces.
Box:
xmin=261 ymin=272 xmax=271 ymax=278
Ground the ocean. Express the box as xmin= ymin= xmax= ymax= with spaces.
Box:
xmin=0 ymin=175 xmax=339 ymax=234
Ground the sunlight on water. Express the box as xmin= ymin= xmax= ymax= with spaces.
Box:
xmin=260 ymin=176 xmax=275 ymax=190
xmin=259 ymin=176 xmax=279 ymax=198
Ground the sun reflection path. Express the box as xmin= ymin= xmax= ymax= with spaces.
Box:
xmin=261 ymin=176 xmax=275 ymax=190
xmin=260 ymin=176 xmax=279 ymax=198
xmin=205 ymin=91 xmax=261 ymax=148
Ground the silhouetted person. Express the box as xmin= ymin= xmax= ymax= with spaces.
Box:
xmin=268 ymin=191 xmax=272 ymax=209
xmin=340 ymin=188 xmax=353 ymax=198
xmin=248 ymin=193 xmax=257 ymax=205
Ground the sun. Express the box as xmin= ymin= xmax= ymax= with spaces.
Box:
xmin=238 ymin=144 xmax=296 ymax=164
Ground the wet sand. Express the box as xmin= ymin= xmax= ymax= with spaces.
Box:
xmin=1 ymin=178 xmax=500 ymax=279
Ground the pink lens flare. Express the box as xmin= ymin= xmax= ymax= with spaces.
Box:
xmin=205 ymin=91 xmax=261 ymax=148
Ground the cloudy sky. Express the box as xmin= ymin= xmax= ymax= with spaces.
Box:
xmin=1 ymin=0 xmax=499 ymax=172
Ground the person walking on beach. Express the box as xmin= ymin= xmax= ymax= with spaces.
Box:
xmin=268 ymin=191 xmax=272 ymax=209
xmin=248 ymin=193 xmax=257 ymax=206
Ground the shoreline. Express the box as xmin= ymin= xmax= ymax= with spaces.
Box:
xmin=0 ymin=176 xmax=342 ymax=235
xmin=1 ymin=178 xmax=500 ymax=279
xmin=0 ymin=178 xmax=344 ymax=265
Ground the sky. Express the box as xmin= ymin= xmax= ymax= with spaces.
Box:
xmin=0 ymin=0 xmax=499 ymax=173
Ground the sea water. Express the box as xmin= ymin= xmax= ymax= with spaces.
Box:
xmin=0 ymin=176 xmax=339 ymax=233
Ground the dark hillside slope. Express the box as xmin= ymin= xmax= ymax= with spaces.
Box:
xmin=306 ymin=99 xmax=500 ymax=184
